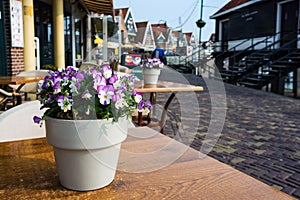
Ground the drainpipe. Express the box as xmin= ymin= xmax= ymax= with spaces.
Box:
xmin=86 ymin=15 xmax=91 ymax=62
xmin=103 ymin=15 xmax=108 ymax=63
xmin=116 ymin=16 xmax=122 ymax=61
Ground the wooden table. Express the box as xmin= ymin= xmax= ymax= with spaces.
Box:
xmin=135 ymin=81 xmax=204 ymax=134
xmin=0 ymin=76 xmax=44 ymax=105
xmin=0 ymin=127 xmax=294 ymax=199
xmin=135 ymin=80 xmax=204 ymax=93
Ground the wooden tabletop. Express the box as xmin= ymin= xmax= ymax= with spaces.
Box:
xmin=0 ymin=76 xmax=44 ymax=85
xmin=0 ymin=127 xmax=295 ymax=199
xmin=135 ymin=80 xmax=204 ymax=93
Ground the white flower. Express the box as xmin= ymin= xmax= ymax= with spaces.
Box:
xmin=134 ymin=93 xmax=143 ymax=103
xmin=82 ymin=90 xmax=92 ymax=99
xmin=57 ymin=96 xmax=73 ymax=112
xmin=115 ymin=98 xmax=125 ymax=109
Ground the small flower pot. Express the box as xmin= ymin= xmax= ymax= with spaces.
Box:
xmin=45 ymin=116 xmax=128 ymax=191
xmin=142 ymin=68 xmax=161 ymax=85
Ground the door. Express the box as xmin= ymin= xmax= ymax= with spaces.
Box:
xmin=34 ymin=1 xmax=54 ymax=68
xmin=221 ymin=20 xmax=229 ymax=51
xmin=280 ymin=0 xmax=298 ymax=47
xmin=0 ymin=0 xmax=7 ymax=75
xmin=64 ymin=15 xmax=72 ymax=67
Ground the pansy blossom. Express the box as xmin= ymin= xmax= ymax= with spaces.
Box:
xmin=33 ymin=65 xmax=152 ymax=124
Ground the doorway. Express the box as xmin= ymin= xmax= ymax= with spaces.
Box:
xmin=0 ymin=0 xmax=7 ymax=75
xmin=34 ymin=1 xmax=54 ymax=68
xmin=220 ymin=20 xmax=229 ymax=51
xmin=280 ymin=0 xmax=299 ymax=47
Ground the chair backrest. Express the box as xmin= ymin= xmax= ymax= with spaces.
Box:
xmin=80 ymin=62 xmax=100 ymax=70
xmin=0 ymin=93 xmax=7 ymax=105
xmin=0 ymin=100 xmax=46 ymax=142
xmin=0 ymin=88 xmax=13 ymax=105
xmin=17 ymin=70 xmax=49 ymax=93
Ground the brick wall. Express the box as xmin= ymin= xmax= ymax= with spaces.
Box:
xmin=4 ymin=0 xmax=24 ymax=75
xmin=9 ymin=48 xmax=24 ymax=75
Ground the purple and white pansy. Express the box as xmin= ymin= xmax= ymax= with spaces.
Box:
xmin=140 ymin=58 xmax=164 ymax=69
xmin=34 ymin=65 xmax=151 ymax=123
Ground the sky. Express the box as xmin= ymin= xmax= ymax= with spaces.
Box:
xmin=113 ymin=0 xmax=230 ymax=41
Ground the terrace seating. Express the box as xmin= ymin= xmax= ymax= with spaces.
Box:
xmin=8 ymin=70 xmax=49 ymax=100
xmin=0 ymin=88 xmax=18 ymax=110
xmin=0 ymin=100 xmax=46 ymax=142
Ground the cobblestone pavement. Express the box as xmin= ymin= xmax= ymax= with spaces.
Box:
xmin=155 ymin=68 xmax=300 ymax=199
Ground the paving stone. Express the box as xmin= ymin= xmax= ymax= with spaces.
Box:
xmin=253 ymin=149 xmax=266 ymax=155
xmin=281 ymin=186 xmax=296 ymax=196
xmin=293 ymin=151 xmax=300 ymax=159
xmin=293 ymin=189 xmax=300 ymax=198
xmin=289 ymin=173 xmax=300 ymax=182
xmin=253 ymin=142 xmax=265 ymax=147
xmin=159 ymin=72 xmax=300 ymax=199
xmin=230 ymin=157 xmax=245 ymax=164
xmin=272 ymin=184 xmax=284 ymax=191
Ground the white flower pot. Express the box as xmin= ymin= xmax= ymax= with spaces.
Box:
xmin=142 ymin=68 xmax=161 ymax=85
xmin=45 ymin=116 xmax=128 ymax=191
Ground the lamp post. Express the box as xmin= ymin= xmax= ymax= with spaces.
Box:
xmin=197 ymin=0 xmax=205 ymax=59
xmin=195 ymin=0 xmax=206 ymax=74
xmin=197 ymin=0 xmax=205 ymax=43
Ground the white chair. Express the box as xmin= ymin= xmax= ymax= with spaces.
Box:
xmin=9 ymin=70 xmax=49 ymax=100
xmin=0 ymin=100 xmax=46 ymax=142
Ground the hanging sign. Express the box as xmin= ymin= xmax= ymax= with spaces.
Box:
xmin=10 ymin=0 xmax=24 ymax=47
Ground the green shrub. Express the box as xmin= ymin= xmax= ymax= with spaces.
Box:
xmin=41 ymin=64 xmax=58 ymax=71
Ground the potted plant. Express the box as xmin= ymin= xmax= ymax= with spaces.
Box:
xmin=140 ymin=58 xmax=164 ymax=85
xmin=33 ymin=65 xmax=151 ymax=191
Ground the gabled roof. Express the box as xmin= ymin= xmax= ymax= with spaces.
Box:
xmin=184 ymin=32 xmax=192 ymax=43
xmin=172 ymin=30 xmax=180 ymax=38
xmin=135 ymin=21 xmax=155 ymax=47
xmin=151 ymin=23 xmax=170 ymax=41
xmin=114 ymin=7 xmax=129 ymax=20
xmin=210 ymin=0 xmax=262 ymax=19
xmin=136 ymin=21 xmax=148 ymax=43
xmin=114 ymin=8 xmax=129 ymax=31
xmin=115 ymin=7 xmax=137 ymax=34
xmin=209 ymin=33 xmax=216 ymax=42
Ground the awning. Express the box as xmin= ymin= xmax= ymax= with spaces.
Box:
xmin=79 ymin=0 xmax=114 ymax=16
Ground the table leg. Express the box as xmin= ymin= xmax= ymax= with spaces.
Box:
xmin=16 ymin=84 xmax=25 ymax=92
xmin=15 ymin=84 xmax=25 ymax=105
xmin=150 ymin=92 xmax=156 ymax=104
xmin=138 ymin=112 xmax=143 ymax=126
xmin=159 ymin=92 xmax=176 ymax=134
xmin=15 ymin=94 xmax=22 ymax=105
xmin=138 ymin=92 xmax=176 ymax=135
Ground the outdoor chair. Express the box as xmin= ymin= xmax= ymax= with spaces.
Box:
xmin=0 ymin=100 xmax=46 ymax=142
xmin=0 ymin=88 xmax=18 ymax=110
xmin=9 ymin=70 xmax=49 ymax=100
xmin=80 ymin=62 xmax=100 ymax=69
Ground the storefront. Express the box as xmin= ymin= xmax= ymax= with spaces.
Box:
xmin=0 ymin=1 xmax=7 ymax=75
xmin=0 ymin=0 xmax=114 ymax=75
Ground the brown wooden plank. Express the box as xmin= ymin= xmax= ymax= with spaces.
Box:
xmin=135 ymin=81 xmax=204 ymax=93
xmin=0 ymin=127 xmax=295 ymax=199
xmin=0 ymin=76 xmax=44 ymax=85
